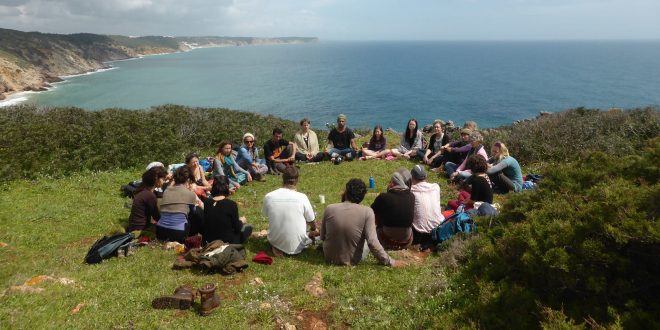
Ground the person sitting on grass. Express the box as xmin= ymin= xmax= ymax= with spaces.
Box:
xmin=202 ymin=176 xmax=252 ymax=245
xmin=409 ymin=165 xmax=444 ymax=248
xmin=447 ymin=155 xmax=493 ymax=211
xmin=487 ymin=141 xmax=523 ymax=193
xmin=262 ymin=166 xmax=317 ymax=256
xmin=236 ymin=133 xmax=268 ymax=182
xmin=371 ymin=168 xmax=415 ymax=250
xmin=421 ymin=120 xmax=450 ymax=170
xmin=264 ymin=128 xmax=297 ymax=174
xmin=447 ymin=131 xmax=488 ymax=180
xmin=127 ymin=166 xmax=167 ymax=232
xmin=391 ymin=118 xmax=424 ymax=160
xmin=326 ymin=113 xmax=358 ymax=161
xmin=435 ymin=128 xmax=472 ymax=172
xmin=185 ymin=152 xmax=212 ymax=199
xmin=294 ymin=118 xmax=325 ymax=162
xmin=321 ymin=178 xmax=406 ymax=267
xmin=156 ymin=166 xmax=198 ymax=243
xmin=359 ymin=125 xmax=390 ymax=160
xmin=213 ymin=141 xmax=252 ymax=190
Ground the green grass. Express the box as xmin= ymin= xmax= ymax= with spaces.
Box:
xmin=0 ymin=157 xmax=501 ymax=329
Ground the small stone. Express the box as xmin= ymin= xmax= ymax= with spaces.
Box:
xmin=70 ymin=303 xmax=85 ymax=314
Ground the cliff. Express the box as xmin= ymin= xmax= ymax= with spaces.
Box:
xmin=0 ymin=28 xmax=318 ymax=100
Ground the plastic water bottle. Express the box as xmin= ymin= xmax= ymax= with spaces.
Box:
xmin=369 ymin=176 xmax=375 ymax=189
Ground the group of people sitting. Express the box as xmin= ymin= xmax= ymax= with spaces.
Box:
xmin=125 ymin=113 xmax=525 ymax=267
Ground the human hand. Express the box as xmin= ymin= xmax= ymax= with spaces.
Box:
xmin=239 ymin=216 xmax=247 ymax=224
xmin=247 ymin=173 xmax=253 ymax=182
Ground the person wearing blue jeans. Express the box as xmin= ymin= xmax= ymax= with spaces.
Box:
xmin=326 ymin=114 xmax=358 ymax=161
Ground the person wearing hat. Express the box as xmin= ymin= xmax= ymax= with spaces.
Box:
xmin=325 ymin=114 xmax=358 ymax=161
xmin=410 ymin=164 xmax=444 ymax=248
xmin=236 ymin=132 xmax=268 ymax=181
xmin=448 ymin=131 xmax=488 ymax=180
xmin=294 ymin=118 xmax=325 ymax=162
xmin=371 ymin=168 xmax=415 ymax=250
xmin=435 ymin=128 xmax=473 ymax=173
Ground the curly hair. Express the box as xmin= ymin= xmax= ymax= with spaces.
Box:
xmin=466 ymin=155 xmax=488 ymax=174
xmin=344 ymin=178 xmax=367 ymax=204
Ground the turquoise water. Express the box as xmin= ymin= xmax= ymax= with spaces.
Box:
xmin=17 ymin=41 xmax=660 ymax=129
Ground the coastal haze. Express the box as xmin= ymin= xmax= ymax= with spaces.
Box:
xmin=6 ymin=40 xmax=660 ymax=129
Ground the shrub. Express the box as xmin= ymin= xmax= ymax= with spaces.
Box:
xmin=481 ymin=107 xmax=660 ymax=165
xmin=0 ymin=105 xmax=299 ymax=180
xmin=448 ymin=139 xmax=660 ymax=328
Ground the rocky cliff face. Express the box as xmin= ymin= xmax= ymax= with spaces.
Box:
xmin=0 ymin=28 xmax=318 ymax=100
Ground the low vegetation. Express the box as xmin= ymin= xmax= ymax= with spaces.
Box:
xmin=0 ymin=106 xmax=658 ymax=328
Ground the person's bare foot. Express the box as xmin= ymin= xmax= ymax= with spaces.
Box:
xmin=271 ymin=246 xmax=284 ymax=257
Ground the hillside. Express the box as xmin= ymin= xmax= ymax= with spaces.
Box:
xmin=0 ymin=28 xmax=318 ymax=100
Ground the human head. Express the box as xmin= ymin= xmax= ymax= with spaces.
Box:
xmin=282 ymin=166 xmax=299 ymax=186
xmin=216 ymin=141 xmax=233 ymax=156
xmin=343 ymin=178 xmax=367 ymax=204
xmin=469 ymin=131 xmax=483 ymax=147
xmin=271 ymin=128 xmax=284 ymax=142
xmin=432 ymin=120 xmax=444 ymax=135
xmin=300 ymin=118 xmax=311 ymax=132
xmin=211 ymin=175 xmax=231 ymax=197
xmin=142 ymin=166 xmax=167 ymax=188
xmin=389 ymin=168 xmax=412 ymax=191
xmin=460 ymin=128 xmax=472 ymax=141
xmin=405 ymin=118 xmax=419 ymax=146
xmin=243 ymin=133 xmax=255 ymax=148
xmin=491 ymin=141 xmax=510 ymax=161
xmin=185 ymin=152 xmax=199 ymax=167
xmin=372 ymin=125 xmax=383 ymax=140
xmin=466 ymin=155 xmax=488 ymax=174
xmin=337 ymin=114 xmax=347 ymax=128
xmin=411 ymin=164 xmax=427 ymax=182
xmin=173 ymin=166 xmax=192 ymax=185
xmin=463 ymin=121 xmax=478 ymax=131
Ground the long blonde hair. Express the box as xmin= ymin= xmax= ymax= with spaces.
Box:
xmin=493 ymin=141 xmax=510 ymax=161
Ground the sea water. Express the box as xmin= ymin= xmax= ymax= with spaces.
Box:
xmin=8 ymin=40 xmax=660 ymax=129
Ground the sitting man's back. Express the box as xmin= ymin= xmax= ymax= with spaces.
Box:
xmin=321 ymin=179 xmax=398 ymax=266
xmin=262 ymin=166 xmax=316 ymax=255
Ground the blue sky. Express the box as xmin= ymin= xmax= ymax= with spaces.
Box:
xmin=1 ymin=0 xmax=659 ymax=40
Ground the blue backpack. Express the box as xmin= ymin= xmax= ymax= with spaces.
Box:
xmin=431 ymin=212 xmax=476 ymax=242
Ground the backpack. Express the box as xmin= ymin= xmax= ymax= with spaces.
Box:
xmin=431 ymin=212 xmax=476 ymax=242
xmin=84 ymin=233 xmax=134 ymax=264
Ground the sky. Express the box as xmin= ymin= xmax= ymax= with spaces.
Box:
xmin=0 ymin=0 xmax=659 ymax=40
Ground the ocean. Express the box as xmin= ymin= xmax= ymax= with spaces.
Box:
xmin=5 ymin=40 xmax=660 ymax=129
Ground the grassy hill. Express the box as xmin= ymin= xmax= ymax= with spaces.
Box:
xmin=0 ymin=106 xmax=657 ymax=328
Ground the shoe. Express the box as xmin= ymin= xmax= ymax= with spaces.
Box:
xmin=152 ymin=285 xmax=196 ymax=310
xmin=199 ymin=283 xmax=221 ymax=316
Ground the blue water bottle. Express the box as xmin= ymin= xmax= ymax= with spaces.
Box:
xmin=369 ymin=176 xmax=375 ymax=189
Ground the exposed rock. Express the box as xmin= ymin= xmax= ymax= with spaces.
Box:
xmin=539 ymin=111 xmax=551 ymax=117
xmin=304 ymin=272 xmax=326 ymax=298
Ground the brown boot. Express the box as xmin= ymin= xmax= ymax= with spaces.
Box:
xmin=198 ymin=283 xmax=221 ymax=316
xmin=151 ymin=285 xmax=196 ymax=310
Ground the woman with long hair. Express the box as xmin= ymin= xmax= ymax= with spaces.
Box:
xmin=213 ymin=141 xmax=253 ymax=190
xmin=421 ymin=120 xmax=450 ymax=169
xmin=156 ymin=166 xmax=198 ymax=243
xmin=391 ymin=118 xmax=423 ymax=159
xmin=487 ymin=141 xmax=523 ymax=193
xmin=360 ymin=125 xmax=390 ymax=160
xmin=185 ymin=152 xmax=212 ymax=198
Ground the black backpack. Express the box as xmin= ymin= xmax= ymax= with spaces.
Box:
xmin=120 ymin=180 xmax=141 ymax=198
xmin=84 ymin=233 xmax=134 ymax=264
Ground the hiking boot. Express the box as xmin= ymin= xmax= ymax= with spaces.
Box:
xmin=199 ymin=283 xmax=221 ymax=316
xmin=151 ymin=285 xmax=196 ymax=310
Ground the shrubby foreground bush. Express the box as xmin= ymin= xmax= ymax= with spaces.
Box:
xmin=0 ymin=105 xmax=299 ymax=180
xmin=447 ymin=139 xmax=659 ymax=328
xmin=483 ymin=107 xmax=660 ymax=165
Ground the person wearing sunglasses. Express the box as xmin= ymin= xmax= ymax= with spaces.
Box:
xmin=236 ymin=132 xmax=268 ymax=181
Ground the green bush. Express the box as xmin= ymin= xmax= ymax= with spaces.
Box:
xmin=482 ymin=107 xmax=660 ymax=165
xmin=0 ymin=105 xmax=299 ymax=180
xmin=447 ymin=139 xmax=660 ymax=328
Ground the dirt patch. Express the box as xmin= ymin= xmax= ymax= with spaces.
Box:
xmin=66 ymin=236 xmax=97 ymax=248
xmin=390 ymin=248 xmax=431 ymax=265
xmin=296 ymin=309 xmax=336 ymax=330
